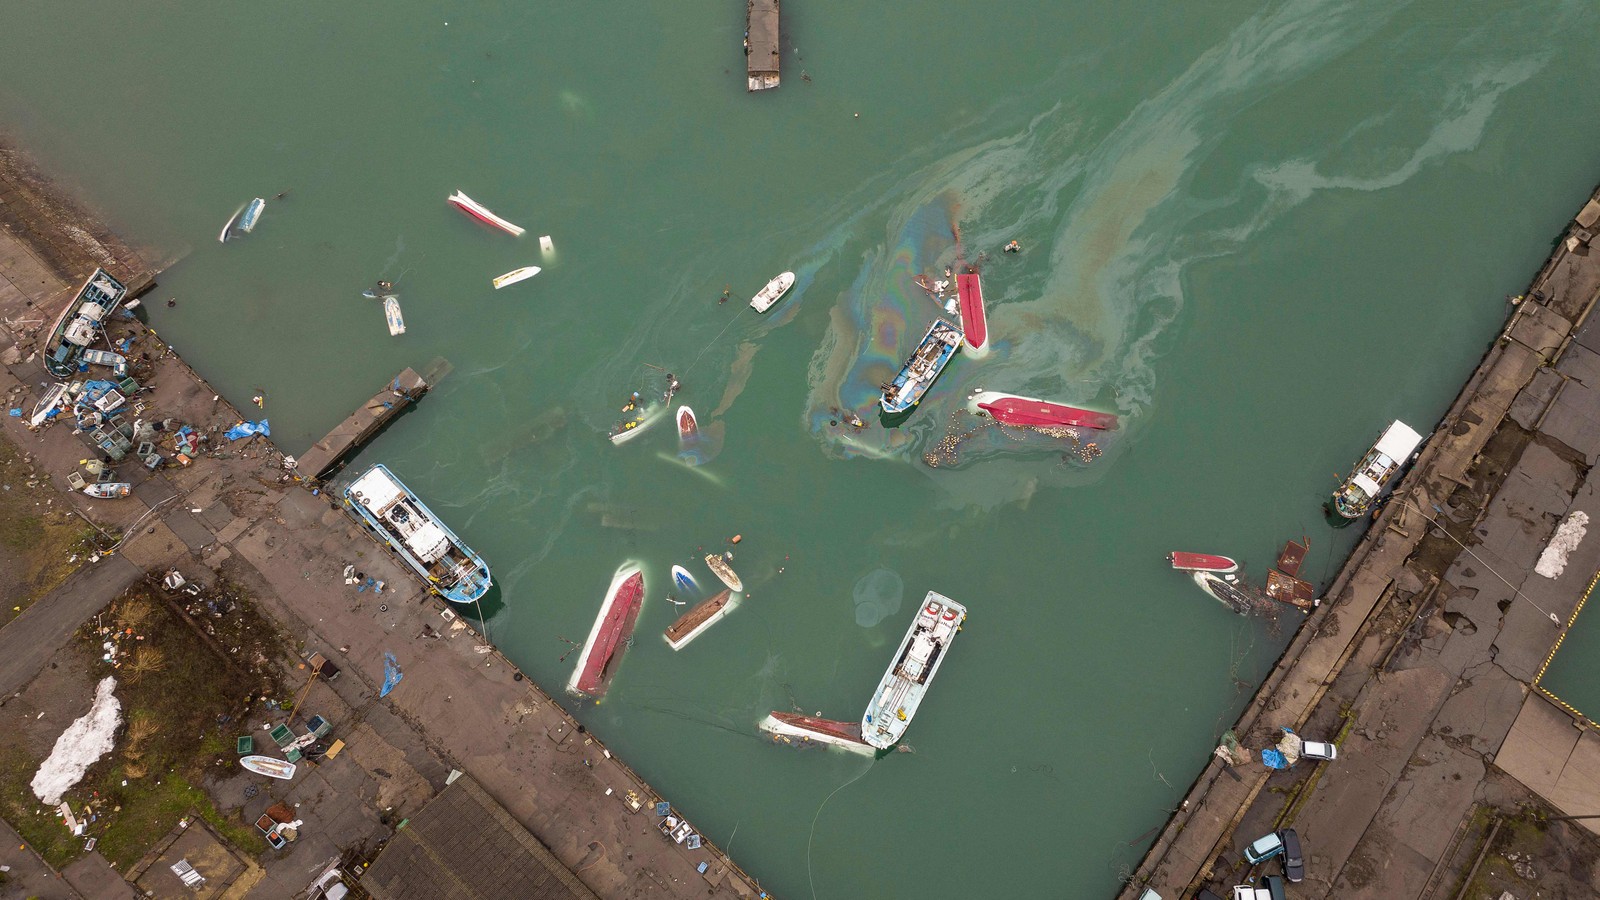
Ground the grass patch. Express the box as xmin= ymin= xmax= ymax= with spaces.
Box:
xmin=0 ymin=436 xmax=103 ymax=620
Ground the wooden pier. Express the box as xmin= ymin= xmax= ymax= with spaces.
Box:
xmin=295 ymin=368 xmax=429 ymax=480
xmin=746 ymin=0 xmax=780 ymax=91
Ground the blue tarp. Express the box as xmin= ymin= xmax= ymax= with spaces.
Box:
xmin=224 ymin=419 xmax=270 ymax=441
xmin=1261 ymin=749 xmax=1289 ymax=769
xmin=380 ymin=651 xmax=403 ymax=697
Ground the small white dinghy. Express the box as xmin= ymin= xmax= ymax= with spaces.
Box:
xmin=493 ymin=266 xmax=542 ymax=289
xmin=29 ymin=383 xmax=67 ymax=428
xmin=384 ymin=296 xmax=406 ymax=336
xmin=240 ymin=755 xmax=297 ymax=780
xmin=83 ymin=483 xmax=132 ymax=499
xmin=749 ymin=271 xmax=796 ymax=313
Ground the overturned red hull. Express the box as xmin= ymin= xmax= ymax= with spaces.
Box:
xmin=568 ymin=565 xmax=646 ymax=697
xmin=969 ymin=391 xmax=1118 ymax=430
xmin=956 ymin=274 xmax=988 ymax=354
xmin=1167 ymin=552 xmax=1239 ymax=574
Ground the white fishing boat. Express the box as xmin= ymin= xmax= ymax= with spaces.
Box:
xmin=1329 ymin=420 xmax=1424 ymax=522
xmin=703 ymin=553 xmax=743 ymax=592
xmin=862 ymin=592 xmax=966 ymax=750
xmin=447 ymin=191 xmax=525 ymax=237
xmin=492 ymin=266 xmax=541 ymax=289
xmin=240 ymin=755 xmax=297 ymax=780
xmin=239 ymin=197 xmax=266 ymax=233
xmin=29 ymin=383 xmax=67 ymax=428
xmin=83 ymin=483 xmax=132 ymax=499
xmin=760 ymin=712 xmax=875 ymax=755
xmin=384 ymin=296 xmax=405 ymax=336
xmin=749 ymin=271 xmax=795 ymax=312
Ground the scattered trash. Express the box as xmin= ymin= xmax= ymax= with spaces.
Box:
xmin=380 ymin=651 xmax=403 ymax=698
xmin=224 ymin=420 xmax=270 ymax=441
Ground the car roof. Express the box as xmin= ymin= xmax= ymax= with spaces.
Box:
xmin=1251 ymin=833 xmax=1283 ymax=849
xmin=1280 ymin=828 xmax=1301 ymax=849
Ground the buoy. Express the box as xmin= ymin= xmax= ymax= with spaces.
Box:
xmin=731 ymin=534 xmax=742 ymax=544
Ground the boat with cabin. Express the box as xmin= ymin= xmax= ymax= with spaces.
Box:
xmin=760 ymin=712 xmax=874 ymax=755
xmin=703 ymin=553 xmax=743 ymax=592
xmin=955 ymin=274 xmax=988 ymax=357
xmin=968 ymin=391 xmax=1118 ymax=430
xmin=343 ymin=464 xmax=491 ymax=604
xmin=880 ymin=319 xmax=963 ymax=415
xmin=447 ymin=191 xmax=525 ymax=237
xmin=43 ymin=269 xmax=125 ymax=379
xmin=567 ymin=562 xmax=646 ymax=697
xmin=664 ymin=588 xmax=737 ymax=651
xmin=750 ymin=271 xmax=795 ymax=312
xmin=1329 ymin=420 xmax=1424 ymax=522
xmin=862 ymin=592 xmax=966 ymax=750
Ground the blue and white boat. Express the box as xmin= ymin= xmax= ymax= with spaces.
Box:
xmin=343 ymin=464 xmax=491 ymax=604
xmin=239 ymin=197 xmax=266 ymax=233
xmin=671 ymin=564 xmax=699 ymax=596
xmin=42 ymin=269 xmax=125 ymax=378
xmin=862 ymin=592 xmax=966 ymax=750
xmin=879 ymin=319 xmax=963 ymax=415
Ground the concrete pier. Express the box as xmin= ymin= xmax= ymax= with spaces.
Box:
xmin=746 ymin=0 xmax=780 ymax=91
xmin=295 ymin=368 xmax=429 ymax=480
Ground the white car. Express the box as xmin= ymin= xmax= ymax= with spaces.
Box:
xmin=1302 ymin=740 xmax=1338 ymax=761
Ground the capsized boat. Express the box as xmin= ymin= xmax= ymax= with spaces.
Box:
xmin=1191 ymin=570 xmax=1258 ymax=616
xmin=492 ymin=266 xmax=541 ymax=289
xmin=703 ymin=553 xmax=743 ymax=592
xmin=567 ymin=563 xmax=646 ymax=697
xmin=968 ymin=391 xmax=1119 ymax=431
xmin=671 ymin=564 xmax=699 ymax=596
xmin=343 ymin=464 xmax=492 ymax=604
xmin=749 ymin=271 xmax=795 ymax=313
xmin=760 ymin=712 xmax=874 ymax=755
xmin=239 ymin=197 xmax=266 ymax=233
xmin=880 ymin=319 xmax=963 ymax=415
xmin=219 ymin=204 xmax=246 ymax=242
xmin=447 ymin=191 xmax=525 ymax=237
xmin=239 ymin=755 xmax=297 ymax=780
xmin=862 ymin=592 xmax=966 ymax=750
xmin=29 ymin=383 xmax=67 ymax=428
xmin=676 ymin=406 xmax=698 ymax=442
xmin=83 ymin=483 xmax=131 ymax=499
xmin=955 ymin=273 xmax=988 ymax=357
xmin=383 ymin=296 xmax=405 ymax=336
xmin=664 ymin=588 xmax=737 ymax=651
xmin=1167 ymin=552 xmax=1239 ymax=574
xmin=43 ymin=269 xmax=125 ymax=379
xmin=609 ymin=401 xmax=664 ymax=445
xmin=1330 ymin=420 xmax=1424 ymax=521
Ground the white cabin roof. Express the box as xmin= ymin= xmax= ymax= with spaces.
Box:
xmin=350 ymin=467 xmax=404 ymax=514
xmin=404 ymin=521 xmax=451 ymax=563
xmin=1350 ymin=474 xmax=1382 ymax=498
xmin=1375 ymin=421 xmax=1423 ymax=460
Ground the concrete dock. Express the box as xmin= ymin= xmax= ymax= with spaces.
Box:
xmin=1118 ymin=185 xmax=1600 ymax=899
xmin=746 ymin=0 xmax=780 ymax=91
xmin=294 ymin=367 xmax=429 ymax=480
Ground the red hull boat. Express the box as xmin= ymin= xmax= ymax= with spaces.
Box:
xmin=760 ymin=712 xmax=873 ymax=754
xmin=956 ymin=274 xmax=988 ymax=355
xmin=568 ymin=564 xmax=646 ymax=697
xmin=969 ymin=391 xmax=1118 ymax=430
xmin=1167 ymin=552 xmax=1239 ymax=574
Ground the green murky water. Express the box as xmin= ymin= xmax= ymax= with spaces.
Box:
xmin=4 ymin=1 xmax=1600 ymax=895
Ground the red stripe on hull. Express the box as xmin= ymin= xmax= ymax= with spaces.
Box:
xmin=956 ymin=274 xmax=987 ymax=349
xmin=451 ymin=200 xmax=505 ymax=231
xmin=768 ymin=712 xmax=866 ymax=744
xmin=574 ymin=572 xmax=645 ymax=696
xmin=1167 ymin=552 xmax=1239 ymax=573
xmin=978 ymin=397 xmax=1118 ymax=430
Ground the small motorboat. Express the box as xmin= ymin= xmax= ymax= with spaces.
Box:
xmin=677 ymin=406 xmax=698 ymax=441
xmin=448 ymin=191 xmax=525 ymax=237
xmin=749 ymin=271 xmax=796 ymax=313
xmin=240 ymin=755 xmax=297 ymax=780
xmin=1167 ymin=552 xmax=1239 ymax=574
xmin=83 ymin=483 xmax=132 ymax=499
xmin=493 ymin=266 xmax=541 ymax=289
xmin=671 ymin=564 xmax=700 ymax=596
xmin=383 ymin=296 xmax=406 ymax=336
xmin=239 ymin=197 xmax=266 ymax=233
xmin=703 ymin=553 xmax=743 ymax=592
xmin=609 ymin=402 xmax=664 ymax=445
xmin=955 ymin=273 xmax=988 ymax=357
xmin=29 ymin=383 xmax=67 ymax=428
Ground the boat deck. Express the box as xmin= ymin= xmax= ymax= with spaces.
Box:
xmin=298 ymin=368 xmax=429 ymax=479
xmin=746 ymin=0 xmax=780 ymax=90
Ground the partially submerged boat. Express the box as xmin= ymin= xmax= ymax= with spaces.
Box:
xmin=219 ymin=204 xmax=245 ymax=242
xmin=343 ymin=464 xmax=492 ymax=604
xmin=671 ymin=565 xmax=699 ymax=595
xmin=1190 ymin=570 xmax=1259 ymax=616
xmin=82 ymin=483 xmax=131 ymax=499
xmin=760 ymin=712 xmax=874 ymax=755
xmin=609 ymin=401 xmax=665 ymax=445
xmin=383 ymin=296 xmax=405 ymax=336
xmin=1329 ymin=420 xmax=1424 ymax=522
xmin=43 ymin=269 xmax=125 ymax=379
xmin=968 ymin=391 xmax=1119 ymax=431
xmin=862 ymin=592 xmax=966 ymax=750
xmin=239 ymin=197 xmax=266 ymax=233
xmin=492 ymin=266 xmax=541 ymax=289
xmin=1167 ymin=552 xmax=1239 ymax=574
xmin=240 ymin=755 xmax=297 ymax=780
xmin=880 ymin=319 xmax=963 ymax=415
xmin=955 ymin=274 xmax=988 ymax=357
xmin=567 ymin=563 xmax=646 ymax=697
xmin=749 ymin=271 xmax=795 ymax=313
xmin=448 ymin=191 xmax=525 ymax=237
xmin=664 ymin=588 xmax=737 ymax=651
xmin=703 ymin=553 xmax=743 ymax=592
xmin=677 ymin=406 xmax=698 ymax=441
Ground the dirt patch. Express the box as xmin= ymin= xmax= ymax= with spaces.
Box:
xmin=0 ymin=435 xmax=102 ymax=621
xmin=1452 ymin=805 xmax=1600 ymax=899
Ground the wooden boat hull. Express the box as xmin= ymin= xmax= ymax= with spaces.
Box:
xmin=703 ymin=554 xmax=743 ymax=592
xmin=664 ymin=589 xmax=736 ymax=650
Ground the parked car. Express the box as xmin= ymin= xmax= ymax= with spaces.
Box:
xmin=1280 ymin=827 xmax=1304 ymax=882
xmin=1302 ymin=740 xmax=1338 ymax=761
xmin=1262 ymin=874 xmax=1287 ymax=900
xmin=308 ymin=869 xmax=348 ymax=900
xmin=1243 ymin=830 xmax=1286 ymax=865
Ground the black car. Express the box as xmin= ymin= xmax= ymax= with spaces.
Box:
xmin=1262 ymin=874 xmax=1287 ymax=900
xmin=1279 ymin=828 xmax=1304 ymax=882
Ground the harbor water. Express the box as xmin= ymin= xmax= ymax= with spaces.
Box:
xmin=5 ymin=1 xmax=1600 ymax=895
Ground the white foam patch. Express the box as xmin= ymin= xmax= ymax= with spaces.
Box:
xmin=32 ymin=677 xmax=121 ymax=805
xmin=1536 ymin=510 xmax=1589 ymax=579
